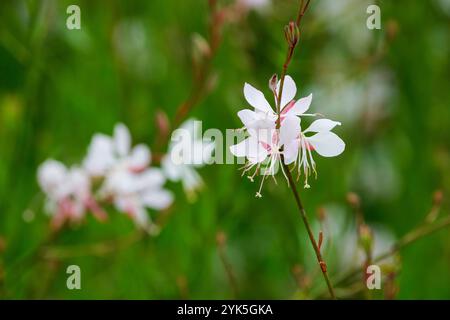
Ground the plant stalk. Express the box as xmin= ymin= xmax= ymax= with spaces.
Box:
xmin=282 ymin=161 xmax=336 ymax=299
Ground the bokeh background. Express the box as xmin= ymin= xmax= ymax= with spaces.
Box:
xmin=1 ymin=0 xmax=450 ymax=299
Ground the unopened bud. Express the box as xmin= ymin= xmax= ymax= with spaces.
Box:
xmin=358 ymin=223 xmax=373 ymax=256
xmin=386 ymin=19 xmax=399 ymax=42
xmin=316 ymin=207 xmax=326 ymax=222
xmin=284 ymin=21 xmax=300 ymax=47
xmin=433 ymin=190 xmax=443 ymax=206
xmin=291 ymin=264 xmax=303 ymax=276
xmin=346 ymin=192 xmax=360 ymax=209
xmin=155 ymin=110 xmax=170 ymax=139
xmin=205 ymin=73 xmax=219 ymax=94
xmin=269 ymin=74 xmax=278 ymax=92
xmin=216 ymin=231 xmax=226 ymax=246
xmin=192 ymin=33 xmax=211 ymax=64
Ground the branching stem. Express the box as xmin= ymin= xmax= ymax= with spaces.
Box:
xmin=275 ymin=0 xmax=336 ymax=299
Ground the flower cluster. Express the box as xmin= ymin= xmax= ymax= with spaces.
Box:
xmin=37 ymin=119 xmax=211 ymax=232
xmin=230 ymin=75 xmax=345 ymax=196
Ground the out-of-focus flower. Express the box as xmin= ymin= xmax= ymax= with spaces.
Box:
xmin=352 ymin=143 xmax=400 ymax=201
xmin=102 ymin=167 xmax=173 ymax=229
xmin=37 ymin=159 xmax=103 ymax=228
xmin=162 ymin=119 xmax=214 ymax=201
xmin=113 ymin=20 xmax=152 ymax=79
xmin=37 ymin=123 xmax=172 ymax=232
xmin=308 ymin=205 xmax=396 ymax=272
xmin=238 ymin=0 xmax=271 ymax=12
xmin=84 ymin=123 xmax=172 ymax=229
xmin=314 ymin=0 xmax=374 ymax=56
xmin=83 ymin=123 xmax=151 ymax=177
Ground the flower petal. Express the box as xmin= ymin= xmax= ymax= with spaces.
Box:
xmin=67 ymin=168 xmax=90 ymax=199
xmin=135 ymin=168 xmax=166 ymax=189
xmin=180 ymin=166 xmax=203 ymax=192
xmin=37 ymin=159 xmax=67 ymax=197
xmin=229 ymin=136 xmax=268 ymax=163
xmin=248 ymin=127 xmax=274 ymax=146
xmin=290 ymin=93 xmax=313 ymax=115
xmin=128 ymin=144 xmax=151 ymax=170
xmin=237 ymin=109 xmax=257 ymax=128
xmin=278 ymin=75 xmax=297 ymax=109
xmin=230 ymin=137 xmax=252 ymax=158
xmin=280 ymin=115 xmax=300 ymax=145
xmin=141 ymin=189 xmax=174 ymax=210
xmin=307 ymin=132 xmax=345 ymax=157
xmin=244 ymin=83 xmax=273 ymax=113
xmin=114 ymin=123 xmax=131 ymax=157
xmin=305 ymin=118 xmax=341 ymax=133
xmin=133 ymin=206 xmax=149 ymax=227
xmin=283 ymin=140 xmax=299 ymax=165
xmin=83 ymin=134 xmax=115 ymax=176
xmin=161 ymin=155 xmax=182 ymax=181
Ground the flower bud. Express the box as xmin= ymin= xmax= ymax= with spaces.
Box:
xmin=346 ymin=192 xmax=360 ymax=209
xmin=358 ymin=223 xmax=373 ymax=256
xmin=316 ymin=206 xmax=326 ymax=222
xmin=386 ymin=19 xmax=399 ymax=42
xmin=284 ymin=21 xmax=300 ymax=47
xmin=192 ymin=33 xmax=211 ymax=65
xmin=155 ymin=109 xmax=170 ymax=139
xmin=433 ymin=189 xmax=443 ymax=207
xmin=269 ymin=74 xmax=278 ymax=92
xmin=216 ymin=231 xmax=227 ymax=246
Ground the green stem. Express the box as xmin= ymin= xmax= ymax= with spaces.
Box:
xmin=282 ymin=161 xmax=336 ymax=299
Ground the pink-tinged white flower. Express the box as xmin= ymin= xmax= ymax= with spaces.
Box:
xmin=37 ymin=159 xmax=106 ymax=229
xmin=230 ymin=75 xmax=345 ymax=194
xmin=230 ymin=120 xmax=299 ymax=197
xmin=284 ymin=107 xmax=345 ymax=188
xmin=83 ymin=123 xmax=151 ymax=177
xmin=237 ymin=76 xmax=314 ymax=129
xmin=238 ymin=0 xmax=271 ymax=12
xmin=101 ymin=166 xmax=173 ymax=230
xmin=83 ymin=123 xmax=173 ymax=230
xmin=161 ymin=119 xmax=214 ymax=201
xmin=230 ymin=76 xmax=309 ymax=196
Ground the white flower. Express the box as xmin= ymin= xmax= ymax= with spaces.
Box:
xmin=84 ymin=123 xmax=173 ymax=229
xmin=83 ymin=123 xmax=151 ymax=177
xmin=37 ymin=159 xmax=97 ymax=228
xmin=237 ymin=76 xmax=311 ymax=128
xmin=238 ymin=0 xmax=271 ymax=11
xmin=284 ymin=117 xmax=345 ymax=188
xmin=230 ymin=121 xmax=300 ymax=197
xmin=230 ymin=76 xmax=315 ymax=195
xmin=102 ymin=166 xmax=173 ymax=229
xmin=161 ymin=119 xmax=213 ymax=201
xmin=230 ymin=75 xmax=345 ymax=194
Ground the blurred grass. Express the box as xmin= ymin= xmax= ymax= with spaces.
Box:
xmin=0 ymin=0 xmax=449 ymax=299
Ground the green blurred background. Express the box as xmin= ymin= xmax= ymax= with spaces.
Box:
xmin=0 ymin=0 xmax=449 ymax=299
